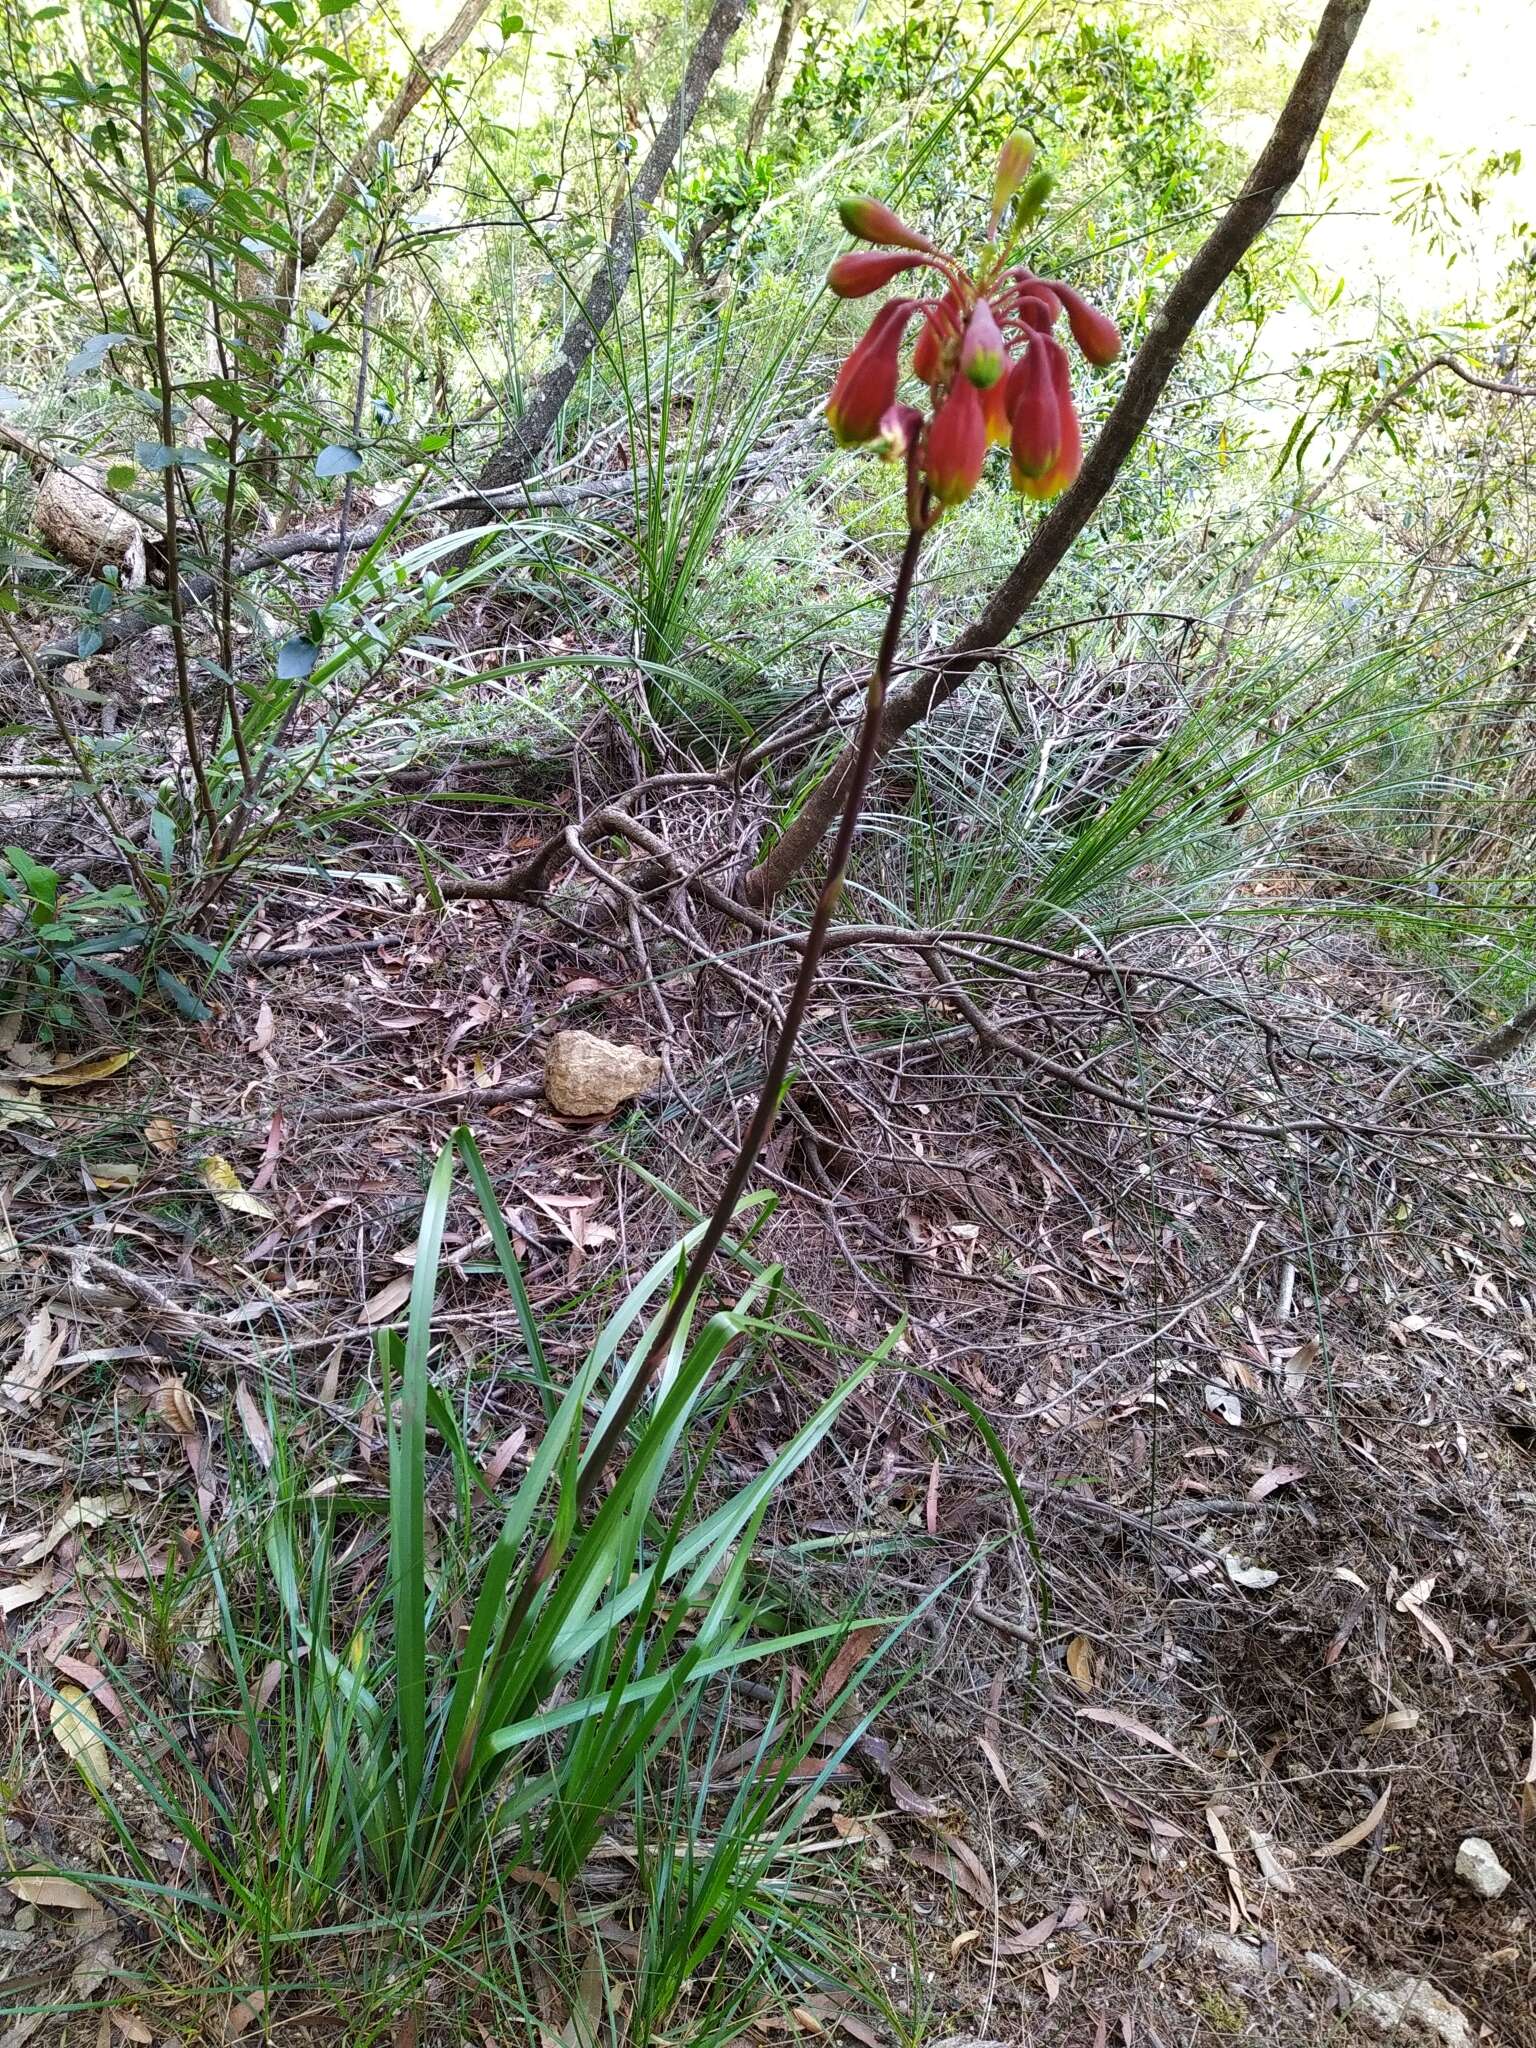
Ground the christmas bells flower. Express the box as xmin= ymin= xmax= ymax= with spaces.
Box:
xmin=824 ymin=139 xmax=1121 ymax=523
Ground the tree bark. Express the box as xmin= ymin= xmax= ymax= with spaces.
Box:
xmin=450 ymin=0 xmax=746 ymax=532
xmin=744 ymin=0 xmax=1372 ymax=906
xmin=744 ymin=0 xmax=805 ymax=157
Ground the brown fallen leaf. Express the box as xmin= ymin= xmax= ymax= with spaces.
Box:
xmin=200 ymin=1155 xmax=275 ymax=1222
xmin=50 ymin=1653 xmax=125 ymax=1726
xmin=362 ymin=1271 xmax=414 ymax=1325
xmin=813 ymin=1626 xmax=879 ymax=1714
xmin=153 ymin=1376 xmax=199 ymax=1436
xmin=247 ymin=1000 xmax=274 ymax=1054
xmin=224 ymin=1989 xmax=267 ymax=2042
xmin=992 ymin=1910 xmax=1060 ymax=1957
xmin=143 ymin=1116 xmax=177 ymax=1156
xmin=1065 ymin=1634 xmax=1096 ymax=1695
xmin=1076 ymin=1705 xmax=1201 ymax=1771
xmin=902 ymin=1834 xmax=994 ymax=1908
xmin=108 ymin=2012 xmax=154 ymax=2043
xmin=5 ymin=1871 xmax=95 ymax=1910
xmin=1249 ymin=1462 xmax=1308 ymax=1502
xmin=235 ymin=1380 xmax=275 ymax=1469
xmin=1206 ymin=1806 xmax=1250 ymax=1925
xmin=1314 ymin=1782 xmax=1391 ymax=1861
xmin=27 ymin=1048 xmax=133 ymax=1089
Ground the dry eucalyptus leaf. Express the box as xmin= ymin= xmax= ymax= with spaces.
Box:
xmin=1247 ymin=1828 xmax=1297 ymax=1894
xmin=1314 ymin=1782 xmax=1392 ymax=1861
xmin=20 ymin=1493 xmax=131 ymax=1566
xmin=362 ymin=1271 xmax=414 ymax=1325
xmin=5 ymin=1871 xmax=95 ymax=1911
xmin=200 ymin=1155 xmax=275 ymax=1222
xmin=1202 ymin=1381 xmax=1243 ymax=1427
xmin=1282 ymin=1336 xmax=1319 ymax=1396
xmin=1362 ymin=1706 xmax=1421 ymax=1737
xmin=86 ymin=1160 xmax=141 ymax=1191
xmin=235 ymin=1379 xmax=274 ymax=1469
xmin=0 ymin=1572 xmax=52 ymax=1615
xmin=143 ymin=1116 xmax=177 ymax=1156
xmin=49 ymin=1683 xmax=110 ymax=1790
xmin=1219 ymin=1549 xmax=1279 ymax=1592
xmin=3 ymin=1306 xmax=66 ymax=1408
xmin=27 ymin=1048 xmax=134 ymax=1089
xmin=1395 ymin=1576 xmax=1456 ymax=1664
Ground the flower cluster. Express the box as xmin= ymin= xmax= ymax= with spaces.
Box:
xmin=823 ymin=138 xmax=1121 ymax=524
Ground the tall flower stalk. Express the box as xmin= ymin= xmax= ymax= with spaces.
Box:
xmin=445 ymin=147 xmax=1115 ymax=1797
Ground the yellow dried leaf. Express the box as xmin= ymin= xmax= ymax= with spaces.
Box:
xmin=28 ymin=1049 xmax=134 ymax=1089
xmin=88 ymin=1160 xmax=142 ymax=1190
xmin=50 ymin=1683 xmax=110 ymax=1790
xmin=200 ymin=1155 xmax=275 ymax=1221
xmin=144 ymin=1116 xmax=178 ymax=1155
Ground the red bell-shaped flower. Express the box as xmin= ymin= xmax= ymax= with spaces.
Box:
xmin=827 ymin=250 xmax=931 ymax=298
xmin=1015 ymin=337 xmax=1081 ymax=500
xmin=913 ymin=289 xmax=961 ymax=387
xmin=825 ymin=299 xmax=917 ymax=448
xmin=923 ymin=375 xmax=987 ymax=506
xmin=1007 ymin=335 xmax=1061 ymax=483
xmin=1042 ymin=278 xmax=1122 ymax=366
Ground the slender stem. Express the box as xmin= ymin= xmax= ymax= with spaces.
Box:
xmin=446 ymin=510 xmax=928 ymax=1800
xmin=133 ymin=0 xmax=217 ymax=843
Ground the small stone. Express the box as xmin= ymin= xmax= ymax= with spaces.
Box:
xmin=1454 ymin=1835 xmax=1511 ymax=1900
xmin=543 ymin=1029 xmax=661 ymax=1119
xmin=1305 ymin=1953 xmax=1474 ymax=2048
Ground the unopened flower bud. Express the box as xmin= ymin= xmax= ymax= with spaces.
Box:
xmin=837 ymin=196 xmax=940 ymax=255
xmin=1013 ymin=169 xmax=1055 ymax=230
xmin=913 ymin=289 xmax=961 ymax=387
xmin=1007 ymin=335 xmax=1061 ymax=482
xmin=989 ymin=133 xmax=1035 ymax=237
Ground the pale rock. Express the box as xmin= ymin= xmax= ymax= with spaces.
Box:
xmin=1454 ymin=1835 xmax=1511 ymax=1900
xmin=543 ymin=1030 xmax=661 ymax=1118
xmin=1305 ymin=1953 xmax=1474 ymax=2048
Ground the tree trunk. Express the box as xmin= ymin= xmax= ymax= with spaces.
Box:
xmin=744 ymin=0 xmax=805 ymax=157
xmin=450 ymin=0 xmax=745 ymax=534
xmin=744 ymin=0 xmax=1372 ymax=906
xmin=276 ymin=0 xmax=492 ymax=311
